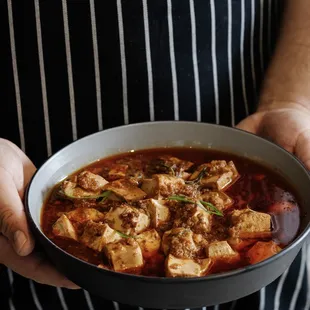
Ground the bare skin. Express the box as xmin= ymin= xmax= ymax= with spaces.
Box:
xmin=238 ymin=105 xmax=310 ymax=169
xmin=238 ymin=0 xmax=310 ymax=170
xmin=0 ymin=139 xmax=78 ymax=288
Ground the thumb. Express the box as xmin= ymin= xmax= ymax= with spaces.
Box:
xmin=236 ymin=112 xmax=265 ymax=134
xmin=294 ymin=128 xmax=310 ymax=170
xmin=0 ymin=167 xmax=35 ymax=256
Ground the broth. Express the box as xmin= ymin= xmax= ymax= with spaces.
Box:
xmin=41 ymin=148 xmax=301 ymax=277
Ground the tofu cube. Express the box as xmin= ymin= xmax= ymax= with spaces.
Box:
xmin=161 ymin=228 xmax=199 ymax=259
xmin=141 ymin=174 xmax=185 ymax=198
xmin=161 ymin=229 xmax=172 ymax=255
xmin=207 ymin=241 xmax=236 ymax=257
xmin=108 ymin=164 xmax=129 ymax=180
xmin=136 ymin=229 xmax=161 ymax=257
xmin=158 ymin=155 xmax=193 ymax=169
xmin=146 ymin=199 xmax=170 ymax=228
xmin=104 ymin=179 xmax=146 ymax=201
xmin=174 ymin=204 xmax=212 ymax=234
xmin=246 ymin=241 xmax=281 ymax=265
xmin=206 ymin=241 xmax=239 ymax=263
xmin=201 ymin=190 xmax=233 ymax=211
xmin=140 ymin=179 xmax=156 ymax=197
xmin=229 ymin=208 xmax=271 ymax=239
xmin=146 ymin=156 xmax=193 ymax=177
xmin=52 ymin=214 xmax=78 ymax=241
xmin=80 ymin=221 xmax=121 ymax=251
xmin=181 ymin=172 xmax=191 ymax=180
xmin=105 ymin=204 xmax=150 ymax=235
xmin=105 ymin=239 xmax=144 ymax=274
xmin=204 ymin=173 xmax=233 ymax=191
xmin=62 ymin=180 xmax=96 ymax=198
xmin=227 ymin=237 xmax=257 ymax=251
xmin=166 ymin=255 xmax=212 ymax=278
xmin=158 ymin=155 xmax=194 ymax=177
xmin=66 ymin=207 xmax=105 ymax=223
xmin=77 ymin=171 xmax=108 ymax=192
xmin=189 ymin=160 xmax=239 ymax=190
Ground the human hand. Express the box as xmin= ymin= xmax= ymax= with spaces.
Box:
xmin=237 ymin=102 xmax=310 ymax=170
xmin=0 ymin=139 xmax=78 ymax=288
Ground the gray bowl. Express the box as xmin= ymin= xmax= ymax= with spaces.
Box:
xmin=25 ymin=121 xmax=310 ymax=309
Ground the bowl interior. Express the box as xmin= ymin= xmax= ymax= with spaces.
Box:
xmin=28 ymin=121 xmax=310 ymax=252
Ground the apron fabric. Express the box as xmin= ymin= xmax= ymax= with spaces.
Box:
xmin=1 ymin=0 xmax=309 ymax=309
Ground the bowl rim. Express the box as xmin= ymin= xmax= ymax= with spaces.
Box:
xmin=25 ymin=121 xmax=310 ymax=284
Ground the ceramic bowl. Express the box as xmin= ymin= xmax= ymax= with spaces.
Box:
xmin=25 ymin=121 xmax=310 ymax=309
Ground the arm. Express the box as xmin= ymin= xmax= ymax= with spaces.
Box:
xmin=237 ymin=0 xmax=310 ymax=169
xmin=259 ymin=0 xmax=310 ymax=112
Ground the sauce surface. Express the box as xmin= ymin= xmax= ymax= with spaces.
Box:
xmin=42 ymin=148 xmax=301 ymax=277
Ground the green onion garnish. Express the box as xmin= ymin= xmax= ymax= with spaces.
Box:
xmin=198 ymin=200 xmax=223 ymax=216
xmin=185 ymin=167 xmax=207 ymax=184
xmin=115 ymin=230 xmax=135 ymax=239
xmin=167 ymin=195 xmax=223 ymax=216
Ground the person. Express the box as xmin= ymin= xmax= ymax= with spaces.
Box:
xmin=1 ymin=0 xmax=310 ymax=309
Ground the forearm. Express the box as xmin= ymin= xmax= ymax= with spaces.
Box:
xmin=259 ymin=0 xmax=310 ymax=112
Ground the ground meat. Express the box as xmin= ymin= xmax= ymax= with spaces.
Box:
xmin=178 ymin=184 xmax=199 ymax=198
xmin=77 ymin=171 xmax=108 ymax=192
xmin=173 ymin=204 xmax=212 ymax=234
xmin=119 ymin=208 xmax=140 ymax=229
xmin=207 ymin=160 xmax=233 ymax=175
xmin=201 ymin=190 xmax=227 ymax=210
xmin=73 ymin=199 xmax=98 ymax=209
xmin=169 ymin=229 xmax=198 ymax=259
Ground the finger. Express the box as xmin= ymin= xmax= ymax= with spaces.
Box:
xmin=7 ymin=142 xmax=36 ymax=185
xmin=0 ymin=140 xmax=36 ymax=196
xmin=0 ymin=235 xmax=79 ymax=289
xmin=295 ymin=128 xmax=310 ymax=170
xmin=236 ymin=112 xmax=265 ymax=134
xmin=0 ymin=169 xmax=34 ymax=255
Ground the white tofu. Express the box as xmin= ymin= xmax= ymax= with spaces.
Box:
xmin=229 ymin=208 xmax=271 ymax=239
xmin=62 ymin=180 xmax=96 ymax=198
xmin=227 ymin=237 xmax=257 ymax=251
xmin=246 ymin=241 xmax=281 ymax=264
xmin=161 ymin=228 xmax=199 ymax=259
xmin=136 ymin=229 xmax=161 ymax=257
xmin=166 ymin=255 xmax=212 ymax=278
xmin=105 ymin=204 xmax=150 ymax=235
xmin=140 ymin=179 xmax=156 ymax=197
xmin=52 ymin=214 xmax=77 ymax=241
xmin=158 ymin=155 xmax=194 ymax=170
xmin=181 ymin=172 xmax=191 ymax=180
xmin=105 ymin=239 xmax=144 ymax=274
xmin=66 ymin=207 xmax=105 ymax=223
xmin=77 ymin=171 xmax=108 ymax=192
xmin=174 ymin=204 xmax=212 ymax=234
xmin=141 ymin=174 xmax=185 ymax=198
xmin=80 ymin=221 xmax=121 ymax=251
xmin=206 ymin=241 xmax=239 ymax=262
xmin=146 ymin=199 xmax=170 ymax=228
xmin=189 ymin=160 xmax=239 ymax=190
xmin=104 ymin=179 xmax=146 ymax=201
xmin=161 ymin=229 xmax=172 ymax=255
xmin=203 ymin=173 xmax=234 ymax=191
xmin=201 ymin=190 xmax=233 ymax=211
xmin=153 ymin=155 xmax=194 ymax=178
xmin=108 ymin=164 xmax=128 ymax=180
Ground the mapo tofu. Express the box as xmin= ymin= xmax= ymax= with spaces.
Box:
xmin=42 ymin=148 xmax=301 ymax=278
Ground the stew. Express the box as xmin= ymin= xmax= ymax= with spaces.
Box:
xmin=41 ymin=148 xmax=301 ymax=278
